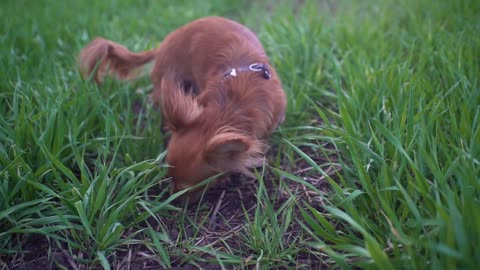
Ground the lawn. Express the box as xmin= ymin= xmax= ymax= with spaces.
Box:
xmin=1 ymin=0 xmax=479 ymax=269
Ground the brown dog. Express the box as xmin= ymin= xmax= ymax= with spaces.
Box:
xmin=78 ymin=16 xmax=287 ymax=201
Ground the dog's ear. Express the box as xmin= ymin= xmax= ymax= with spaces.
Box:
xmin=205 ymin=132 xmax=251 ymax=170
xmin=159 ymin=79 xmax=203 ymax=131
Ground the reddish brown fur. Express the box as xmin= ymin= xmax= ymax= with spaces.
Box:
xmin=78 ymin=16 xmax=287 ymax=201
xmin=78 ymin=37 xmax=157 ymax=83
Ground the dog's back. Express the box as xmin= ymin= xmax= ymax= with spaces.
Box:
xmin=150 ymin=16 xmax=268 ymax=94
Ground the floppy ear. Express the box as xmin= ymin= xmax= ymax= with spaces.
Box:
xmin=205 ymin=132 xmax=251 ymax=170
xmin=159 ymin=79 xmax=203 ymax=131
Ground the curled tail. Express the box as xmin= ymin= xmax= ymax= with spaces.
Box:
xmin=78 ymin=37 xmax=157 ymax=84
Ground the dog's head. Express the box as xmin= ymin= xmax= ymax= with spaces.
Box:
xmin=159 ymin=79 xmax=263 ymax=201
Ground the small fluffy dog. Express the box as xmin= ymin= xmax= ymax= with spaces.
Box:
xmin=78 ymin=16 xmax=287 ymax=201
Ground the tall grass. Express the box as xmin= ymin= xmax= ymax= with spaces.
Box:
xmin=269 ymin=0 xmax=479 ymax=268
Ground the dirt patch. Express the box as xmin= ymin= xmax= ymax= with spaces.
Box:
xmin=3 ymin=234 xmax=72 ymax=270
xmin=138 ymin=142 xmax=338 ymax=269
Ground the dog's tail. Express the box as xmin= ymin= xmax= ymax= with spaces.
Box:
xmin=78 ymin=37 xmax=157 ymax=84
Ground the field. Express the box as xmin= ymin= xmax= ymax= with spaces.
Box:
xmin=1 ymin=0 xmax=479 ymax=269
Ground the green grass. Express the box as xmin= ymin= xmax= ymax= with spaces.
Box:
xmin=1 ymin=0 xmax=479 ymax=269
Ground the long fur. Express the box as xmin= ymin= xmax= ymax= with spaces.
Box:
xmin=78 ymin=37 xmax=157 ymax=83
xmin=158 ymin=79 xmax=203 ymax=131
xmin=78 ymin=16 xmax=287 ymax=200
